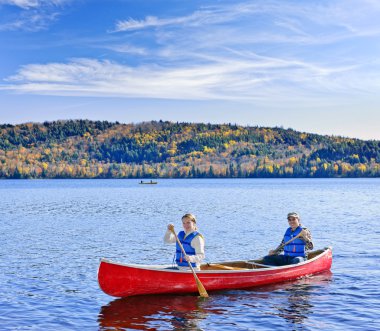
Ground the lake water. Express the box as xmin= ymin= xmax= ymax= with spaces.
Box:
xmin=1 ymin=178 xmax=379 ymax=330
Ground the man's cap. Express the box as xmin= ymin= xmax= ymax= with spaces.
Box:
xmin=287 ymin=212 xmax=300 ymax=219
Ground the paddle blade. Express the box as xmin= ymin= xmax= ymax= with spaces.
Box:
xmin=195 ymin=275 xmax=209 ymax=298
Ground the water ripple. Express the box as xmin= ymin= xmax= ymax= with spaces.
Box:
xmin=1 ymin=178 xmax=380 ymax=330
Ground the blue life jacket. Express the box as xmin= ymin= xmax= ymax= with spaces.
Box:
xmin=283 ymin=226 xmax=305 ymax=257
xmin=175 ymin=231 xmax=199 ymax=267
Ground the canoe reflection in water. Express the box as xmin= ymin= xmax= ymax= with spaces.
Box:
xmin=98 ymin=271 xmax=332 ymax=330
xmin=98 ymin=295 xmax=215 ymax=330
xmin=263 ymin=270 xmax=333 ymax=326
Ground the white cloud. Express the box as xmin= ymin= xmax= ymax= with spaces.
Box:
xmin=113 ymin=0 xmax=380 ymax=47
xmin=0 ymin=0 xmax=69 ymax=31
xmin=0 ymin=0 xmax=39 ymax=9
xmin=0 ymin=0 xmax=66 ymax=8
xmin=1 ymin=55 xmax=364 ymax=103
xmin=0 ymin=11 xmax=59 ymax=31
xmin=113 ymin=6 xmax=247 ymax=32
xmin=2 ymin=0 xmax=380 ymax=107
xmin=104 ymin=44 xmax=147 ymax=56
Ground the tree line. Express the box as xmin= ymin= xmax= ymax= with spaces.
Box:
xmin=0 ymin=120 xmax=379 ymax=178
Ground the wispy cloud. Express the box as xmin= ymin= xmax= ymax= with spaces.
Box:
xmin=103 ymin=44 xmax=147 ymax=56
xmin=0 ymin=11 xmax=59 ymax=31
xmin=0 ymin=0 xmax=69 ymax=31
xmin=114 ymin=16 xmax=184 ymax=32
xmin=1 ymin=55 xmax=363 ymax=103
xmin=2 ymin=0 xmax=380 ymax=105
xmin=113 ymin=0 xmax=380 ymax=45
xmin=0 ymin=0 xmax=66 ymax=8
xmin=113 ymin=7 xmax=241 ymax=32
xmin=0 ymin=0 xmax=40 ymax=9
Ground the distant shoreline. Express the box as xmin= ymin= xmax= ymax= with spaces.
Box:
xmin=1 ymin=120 xmax=379 ymax=179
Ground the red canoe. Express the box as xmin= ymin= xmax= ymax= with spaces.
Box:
xmin=98 ymin=247 xmax=332 ymax=297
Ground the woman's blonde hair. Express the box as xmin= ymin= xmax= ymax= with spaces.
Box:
xmin=182 ymin=213 xmax=196 ymax=223
xmin=182 ymin=213 xmax=197 ymax=229
xmin=182 ymin=213 xmax=203 ymax=237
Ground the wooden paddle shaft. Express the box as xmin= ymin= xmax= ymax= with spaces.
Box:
xmin=170 ymin=228 xmax=209 ymax=297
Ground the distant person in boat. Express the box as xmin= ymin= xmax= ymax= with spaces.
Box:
xmin=263 ymin=212 xmax=313 ymax=266
xmin=164 ymin=213 xmax=205 ymax=270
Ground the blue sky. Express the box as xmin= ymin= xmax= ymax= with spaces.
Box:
xmin=0 ymin=0 xmax=380 ymax=140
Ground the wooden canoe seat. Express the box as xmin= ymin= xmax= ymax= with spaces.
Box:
xmin=201 ymin=263 xmax=248 ymax=271
xmin=307 ymin=249 xmax=325 ymax=260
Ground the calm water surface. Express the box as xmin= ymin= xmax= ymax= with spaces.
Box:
xmin=0 ymin=179 xmax=379 ymax=330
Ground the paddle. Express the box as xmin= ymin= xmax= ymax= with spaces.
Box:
xmin=170 ymin=228 xmax=209 ymax=298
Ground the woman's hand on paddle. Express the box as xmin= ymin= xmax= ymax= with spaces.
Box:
xmin=268 ymin=249 xmax=276 ymax=255
xmin=184 ymin=255 xmax=191 ymax=262
xmin=167 ymin=223 xmax=175 ymax=232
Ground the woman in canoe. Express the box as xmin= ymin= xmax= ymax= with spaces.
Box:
xmin=164 ymin=213 xmax=205 ymax=270
xmin=263 ymin=212 xmax=313 ymax=266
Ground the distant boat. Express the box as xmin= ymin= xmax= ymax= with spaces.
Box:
xmin=139 ymin=180 xmax=158 ymax=185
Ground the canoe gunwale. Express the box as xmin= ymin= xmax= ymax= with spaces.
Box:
xmin=99 ymin=246 xmax=332 ymax=274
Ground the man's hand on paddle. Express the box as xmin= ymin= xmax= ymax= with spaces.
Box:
xmin=167 ymin=224 xmax=175 ymax=232
xmin=299 ymin=229 xmax=308 ymax=240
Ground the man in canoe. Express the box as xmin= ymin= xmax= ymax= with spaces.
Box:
xmin=164 ymin=213 xmax=205 ymax=270
xmin=263 ymin=212 xmax=313 ymax=266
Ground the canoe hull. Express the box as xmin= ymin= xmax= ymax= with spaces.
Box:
xmin=98 ymin=247 xmax=332 ymax=297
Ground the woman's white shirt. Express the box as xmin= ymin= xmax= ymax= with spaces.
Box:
xmin=164 ymin=230 xmax=205 ymax=266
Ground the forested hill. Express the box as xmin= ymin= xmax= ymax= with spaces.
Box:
xmin=1 ymin=120 xmax=379 ymax=178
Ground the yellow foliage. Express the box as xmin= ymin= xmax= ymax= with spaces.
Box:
xmin=340 ymin=163 xmax=352 ymax=174
xmin=145 ymin=167 xmax=154 ymax=175
xmin=181 ymin=166 xmax=191 ymax=174
xmin=168 ymin=142 xmax=177 ymax=156
xmin=17 ymin=166 xmax=23 ymax=174
xmin=285 ymin=166 xmax=293 ymax=174
xmin=265 ymin=165 xmax=274 ymax=173
xmin=190 ymin=151 xmax=202 ymax=157
xmin=23 ymin=166 xmax=30 ymax=175
xmin=357 ymin=164 xmax=366 ymax=172
xmin=203 ymin=146 xmax=215 ymax=153
xmin=65 ymin=165 xmax=73 ymax=174
xmin=288 ymin=157 xmax=297 ymax=166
